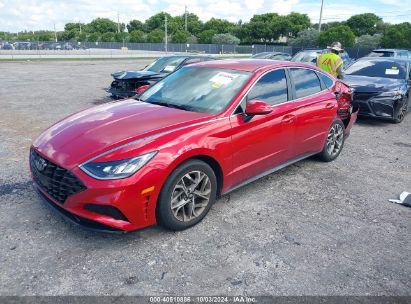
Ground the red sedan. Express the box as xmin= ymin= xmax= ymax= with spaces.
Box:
xmin=30 ymin=60 xmax=358 ymax=232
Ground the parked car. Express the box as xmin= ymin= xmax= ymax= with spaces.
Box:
xmin=252 ymin=52 xmax=292 ymax=60
xmin=62 ymin=42 xmax=74 ymax=50
xmin=292 ymin=49 xmax=353 ymax=69
xmin=14 ymin=42 xmax=31 ymax=50
xmin=344 ymin=57 xmax=410 ymax=123
xmin=31 ymin=59 xmax=357 ymax=232
xmin=49 ymin=43 xmax=62 ymax=50
xmin=108 ymin=55 xmax=216 ymax=98
xmin=2 ymin=43 xmax=14 ymax=50
xmin=367 ymin=49 xmax=409 ymax=59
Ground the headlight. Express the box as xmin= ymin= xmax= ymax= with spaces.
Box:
xmin=376 ymin=91 xmax=404 ymax=101
xmin=80 ymin=151 xmax=158 ymax=180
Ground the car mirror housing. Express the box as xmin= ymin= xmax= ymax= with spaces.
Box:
xmin=245 ymin=100 xmax=273 ymax=116
xmin=135 ymin=85 xmax=150 ymax=94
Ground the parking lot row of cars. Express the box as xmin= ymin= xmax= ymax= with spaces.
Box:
xmin=0 ymin=41 xmax=86 ymax=50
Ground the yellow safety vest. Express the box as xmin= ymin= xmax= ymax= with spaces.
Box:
xmin=317 ymin=52 xmax=343 ymax=77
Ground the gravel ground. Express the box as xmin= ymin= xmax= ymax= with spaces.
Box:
xmin=0 ymin=60 xmax=410 ymax=296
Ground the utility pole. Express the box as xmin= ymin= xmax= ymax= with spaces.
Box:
xmin=185 ymin=5 xmax=188 ymax=32
xmin=165 ymin=14 xmax=168 ymax=53
xmin=54 ymin=23 xmax=57 ymax=42
xmin=79 ymin=21 xmax=82 ymax=34
xmin=318 ymin=0 xmax=324 ymax=32
xmin=117 ymin=12 xmax=120 ymax=33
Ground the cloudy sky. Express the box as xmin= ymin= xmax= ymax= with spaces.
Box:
xmin=0 ymin=0 xmax=410 ymax=32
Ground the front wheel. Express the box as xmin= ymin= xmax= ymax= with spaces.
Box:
xmin=392 ymin=97 xmax=408 ymax=124
xmin=318 ymin=120 xmax=345 ymax=162
xmin=156 ymin=160 xmax=217 ymax=231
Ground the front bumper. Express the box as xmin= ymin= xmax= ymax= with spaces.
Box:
xmin=31 ymin=149 xmax=166 ymax=232
xmin=352 ymin=98 xmax=395 ymax=119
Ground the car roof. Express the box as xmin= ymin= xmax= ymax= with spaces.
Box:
xmin=191 ymin=59 xmax=317 ymax=72
xmin=372 ymin=49 xmax=408 ymax=52
xmin=358 ymin=57 xmax=410 ymax=63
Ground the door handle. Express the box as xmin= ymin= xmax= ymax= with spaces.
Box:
xmin=282 ymin=114 xmax=296 ymax=124
xmin=325 ymin=103 xmax=335 ymax=109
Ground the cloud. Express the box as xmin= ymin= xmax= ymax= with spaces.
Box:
xmin=0 ymin=0 xmax=410 ymax=32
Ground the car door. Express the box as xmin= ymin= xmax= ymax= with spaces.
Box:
xmin=288 ymin=68 xmax=338 ymax=157
xmin=229 ymin=69 xmax=297 ymax=185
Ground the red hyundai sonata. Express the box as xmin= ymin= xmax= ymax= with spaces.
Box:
xmin=30 ymin=60 xmax=358 ymax=232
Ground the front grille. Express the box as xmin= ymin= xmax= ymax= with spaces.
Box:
xmin=354 ymin=92 xmax=379 ymax=102
xmin=30 ymin=149 xmax=86 ymax=204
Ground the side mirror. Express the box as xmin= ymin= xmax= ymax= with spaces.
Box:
xmin=135 ymin=85 xmax=149 ymax=94
xmin=245 ymin=100 xmax=272 ymax=116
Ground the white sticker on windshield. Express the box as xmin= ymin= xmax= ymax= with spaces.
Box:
xmin=385 ymin=69 xmax=400 ymax=75
xmin=163 ymin=65 xmax=176 ymax=72
xmin=209 ymin=72 xmax=238 ymax=86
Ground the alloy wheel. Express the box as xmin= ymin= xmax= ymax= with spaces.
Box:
xmin=326 ymin=124 xmax=344 ymax=157
xmin=397 ymin=101 xmax=407 ymax=122
xmin=170 ymin=171 xmax=212 ymax=222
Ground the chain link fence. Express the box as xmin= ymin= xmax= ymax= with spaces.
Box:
xmin=0 ymin=40 xmax=375 ymax=59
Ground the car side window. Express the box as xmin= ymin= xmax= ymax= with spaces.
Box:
xmin=317 ymin=72 xmax=334 ymax=89
xmin=290 ymin=68 xmax=322 ymax=99
xmin=183 ymin=58 xmax=202 ymax=65
xmin=247 ymin=69 xmax=288 ymax=105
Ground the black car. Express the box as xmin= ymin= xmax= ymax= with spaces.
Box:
xmin=108 ymin=55 xmax=216 ymax=98
xmin=291 ymin=49 xmax=353 ymax=69
xmin=344 ymin=57 xmax=410 ymax=123
xmin=251 ymin=52 xmax=292 ymax=60
xmin=367 ymin=49 xmax=409 ymax=59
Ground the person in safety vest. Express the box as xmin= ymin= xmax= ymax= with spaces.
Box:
xmin=317 ymin=42 xmax=345 ymax=79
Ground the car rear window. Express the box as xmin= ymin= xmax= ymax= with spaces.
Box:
xmin=290 ymin=68 xmax=322 ymax=99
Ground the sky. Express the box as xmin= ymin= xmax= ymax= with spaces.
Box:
xmin=0 ymin=0 xmax=410 ymax=32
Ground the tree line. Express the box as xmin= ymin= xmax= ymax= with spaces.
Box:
xmin=1 ymin=12 xmax=410 ymax=49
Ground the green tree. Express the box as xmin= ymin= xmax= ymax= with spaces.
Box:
xmin=346 ymin=13 xmax=382 ymax=36
xmin=64 ymin=23 xmax=84 ymax=32
xmin=129 ymin=30 xmax=146 ymax=43
xmin=288 ymin=29 xmax=319 ymax=47
xmin=197 ymin=29 xmax=217 ymax=44
xmin=127 ymin=20 xmax=145 ymax=32
xmin=285 ymin=12 xmax=311 ymax=37
xmin=147 ymin=29 xmax=164 ymax=43
xmin=212 ymin=33 xmax=240 ymax=45
xmin=187 ymin=35 xmax=198 ymax=44
xmin=203 ymin=18 xmax=235 ymax=34
xmin=313 ymin=21 xmax=345 ymax=32
xmin=381 ymin=22 xmax=411 ymax=48
xmin=354 ymin=34 xmax=382 ymax=48
xmin=88 ymin=18 xmax=122 ymax=33
xmin=101 ymin=32 xmax=115 ymax=42
xmin=145 ymin=12 xmax=172 ymax=32
xmin=115 ymin=32 xmax=129 ymax=43
xmin=247 ymin=13 xmax=288 ymax=42
xmin=87 ymin=32 xmax=101 ymax=42
xmin=319 ymin=25 xmax=355 ymax=47
xmin=171 ymin=30 xmax=190 ymax=43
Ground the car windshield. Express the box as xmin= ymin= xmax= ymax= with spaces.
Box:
xmin=144 ymin=56 xmax=187 ymax=73
xmin=138 ymin=67 xmax=252 ymax=114
xmin=292 ymin=51 xmax=319 ymax=63
xmin=368 ymin=51 xmax=394 ymax=57
xmin=345 ymin=59 xmax=407 ymax=79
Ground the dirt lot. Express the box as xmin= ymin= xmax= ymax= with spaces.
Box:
xmin=0 ymin=60 xmax=410 ymax=296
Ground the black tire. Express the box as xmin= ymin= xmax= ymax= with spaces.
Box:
xmin=392 ymin=96 xmax=408 ymax=124
xmin=318 ymin=120 xmax=345 ymax=162
xmin=156 ymin=159 xmax=217 ymax=231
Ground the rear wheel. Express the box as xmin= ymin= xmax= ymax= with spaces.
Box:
xmin=318 ymin=120 xmax=345 ymax=162
xmin=156 ymin=160 xmax=217 ymax=231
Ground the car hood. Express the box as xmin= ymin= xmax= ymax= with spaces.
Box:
xmin=33 ymin=100 xmax=210 ymax=169
xmin=111 ymin=70 xmax=163 ymax=80
xmin=344 ymin=75 xmax=405 ymax=93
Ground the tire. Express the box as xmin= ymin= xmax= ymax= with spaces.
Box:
xmin=318 ymin=120 xmax=345 ymax=162
xmin=156 ymin=159 xmax=217 ymax=231
xmin=392 ymin=96 xmax=408 ymax=124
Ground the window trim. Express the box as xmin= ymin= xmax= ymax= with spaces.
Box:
xmin=231 ymin=66 xmax=334 ymax=116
